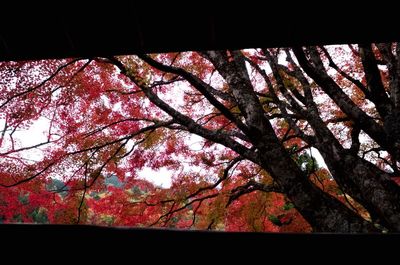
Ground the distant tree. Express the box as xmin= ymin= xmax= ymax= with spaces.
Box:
xmin=104 ymin=174 xmax=124 ymax=188
xmin=1 ymin=43 xmax=400 ymax=232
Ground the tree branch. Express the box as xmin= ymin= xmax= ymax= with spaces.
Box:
xmin=293 ymin=46 xmax=396 ymax=159
xmin=150 ymin=193 xmax=219 ymax=226
xmin=359 ymin=44 xmax=392 ymax=118
xmin=320 ymin=46 xmax=370 ymax=97
xmin=226 ymin=180 xmax=282 ymax=207
xmin=376 ymin=43 xmax=400 ymax=108
xmin=137 ymin=54 xmax=248 ymax=134
xmin=187 ymin=156 xmax=243 ymax=199
xmin=0 ymin=58 xmax=87 ymax=110
xmin=110 ymin=56 xmax=260 ymax=165
xmin=0 ymin=161 xmax=56 ymax=187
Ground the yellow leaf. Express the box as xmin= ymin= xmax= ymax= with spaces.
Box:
xmin=143 ymin=129 xmax=164 ymax=149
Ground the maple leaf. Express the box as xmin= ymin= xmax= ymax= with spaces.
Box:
xmin=1 ymin=43 xmax=400 ymax=233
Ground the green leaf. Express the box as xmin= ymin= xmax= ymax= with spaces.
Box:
xmin=30 ymin=208 xmax=49 ymax=223
xmin=18 ymin=193 xmax=29 ymax=205
xmin=282 ymin=202 xmax=295 ymax=211
xmin=268 ymin=214 xmax=282 ymax=226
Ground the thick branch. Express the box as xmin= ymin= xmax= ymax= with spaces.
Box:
xmin=359 ymin=44 xmax=392 ymax=118
xmin=293 ymin=47 xmax=396 ymax=159
xmin=200 ymin=50 xmax=270 ymax=138
xmin=320 ymin=46 xmax=370 ymax=98
xmin=263 ymin=49 xmax=307 ymax=115
xmin=376 ymin=43 xmax=400 ymax=109
xmin=349 ymin=126 xmax=361 ymax=155
xmin=110 ymin=56 xmax=259 ymax=164
xmin=137 ymin=54 xmax=249 ymax=134
xmin=245 ymin=54 xmax=314 ymax=144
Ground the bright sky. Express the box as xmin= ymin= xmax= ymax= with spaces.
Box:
xmin=1 ymin=117 xmax=174 ymax=188
xmin=1 ymin=115 xmax=329 ymax=189
xmin=1 ymin=117 xmax=208 ymax=188
xmin=137 ymin=167 xmax=173 ymax=188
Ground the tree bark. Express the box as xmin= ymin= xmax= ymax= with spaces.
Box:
xmin=113 ymin=51 xmax=381 ymax=232
xmin=269 ymin=47 xmax=400 ymax=231
xmin=293 ymin=47 xmax=400 ymax=160
xmin=201 ymin=50 xmax=378 ymax=232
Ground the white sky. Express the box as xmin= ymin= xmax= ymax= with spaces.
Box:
xmin=308 ymin=147 xmax=327 ymax=169
xmin=137 ymin=167 xmax=173 ymax=188
xmin=0 ymin=117 xmax=206 ymax=188
xmin=1 ymin=117 xmax=175 ymax=187
xmin=1 ymin=116 xmax=329 ymax=189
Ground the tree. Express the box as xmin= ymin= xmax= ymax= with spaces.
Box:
xmin=1 ymin=43 xmax=400 ymax=232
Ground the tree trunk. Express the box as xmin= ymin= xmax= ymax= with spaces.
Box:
xmin=202 ymin=49 xmax=378 ymax=232
xmin=256 ymin=140 xmax=378 ymax=232
xmin=316 ymin=142 xmax=400 ymax=231
xmin=305 ymin=108 xmax=400 ymax=231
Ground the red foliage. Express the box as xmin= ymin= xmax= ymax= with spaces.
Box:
xmin=1 ymin=46 xmax=389 ymax=232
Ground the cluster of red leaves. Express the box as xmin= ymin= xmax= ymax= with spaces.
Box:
xmin=3 ymin=46 xmax=391 ymax=232
xmin=0 ymin=172 xmax=311 ymax=232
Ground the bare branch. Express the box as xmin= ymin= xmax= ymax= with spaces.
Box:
xmin=150 ymin=193 xmax=219 ymax=227
xmin=226 ymin=180 xmax=282 ymax=207
xmin=320 ymin=46 xmax=369 ymax=97
xmin=187 ymin=156 xmax=243 ymax=199
xmin=77 ymin=161 xmax=89 ymax=224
